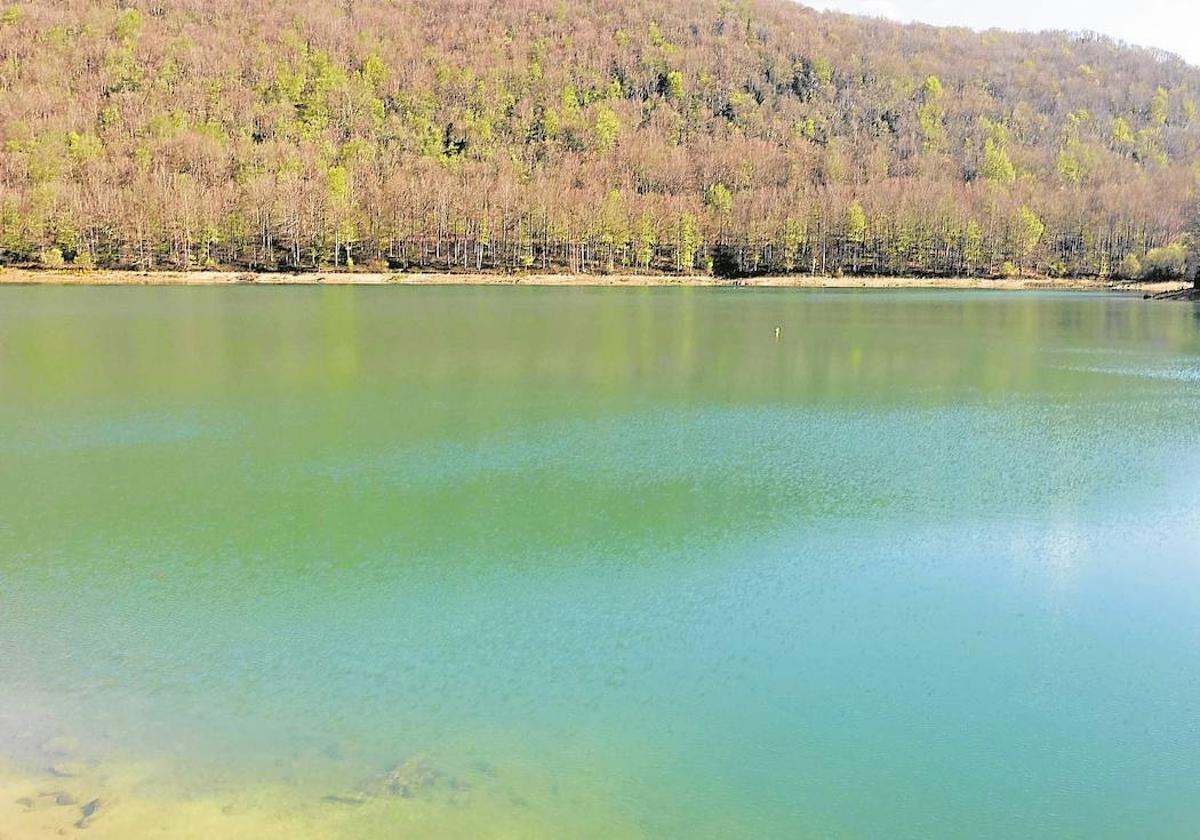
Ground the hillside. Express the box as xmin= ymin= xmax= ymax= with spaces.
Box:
xmin=2 ymin=0 xmax=1200 ymax=279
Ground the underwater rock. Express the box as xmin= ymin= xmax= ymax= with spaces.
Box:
xmin=48 ymin=762 xmax=86 ymax=779
xmin=321 ymin=794 xmax=367 ymax=807
xmin=15 ymin=797 xmax=34 ymax=810
xmin=24 ymin=790 xmax=78 ymax=808
xmin=359 ymin=755 xmax=441 ymax=799
xmin=325 ymin=755 xmax=446 ymax=806
xmin=75 ymin=798 xmax=105 ymax=829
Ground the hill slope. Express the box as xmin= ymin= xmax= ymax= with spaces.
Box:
xmin=1 ymin=0 xmax=1199 ymax=278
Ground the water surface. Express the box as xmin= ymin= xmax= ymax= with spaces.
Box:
xmin=1 ymin=287 xmax=1199 ymax=838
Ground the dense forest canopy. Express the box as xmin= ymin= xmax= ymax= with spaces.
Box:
xmin=2 ymin=0 xmax=1200 ymax=278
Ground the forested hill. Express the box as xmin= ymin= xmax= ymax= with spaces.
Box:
xmin=2 ymin=0 xmax=1200 ymax=279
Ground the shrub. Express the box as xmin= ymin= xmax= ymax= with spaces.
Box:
xmin=1142 ymin=243 xmax=1188 ymax=280
xmin=1115 ymin=253 xmax=1142 ymax=280
xmin=39 ymin=247 xmax=65 ymax=269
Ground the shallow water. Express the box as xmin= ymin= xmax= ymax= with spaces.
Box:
xmin=1 ymin=287 xmax=1199 ymax=838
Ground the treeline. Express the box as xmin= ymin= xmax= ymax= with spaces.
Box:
xmin=1 ymin=0 xmax=1200 ymax=279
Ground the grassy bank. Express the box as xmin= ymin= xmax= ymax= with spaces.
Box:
xmin=0 ymin=268 xmax=1190 ymax=294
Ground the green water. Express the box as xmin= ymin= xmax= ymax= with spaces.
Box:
xmin=1 ymin=286 xmax=1199 ymax=838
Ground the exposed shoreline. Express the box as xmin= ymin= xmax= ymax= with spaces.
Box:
xmin=0 ymin=268 xmax=1190 ymax=294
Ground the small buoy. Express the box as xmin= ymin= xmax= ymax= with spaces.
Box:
xmin=774 ymin=326 xmax=781 ymax=340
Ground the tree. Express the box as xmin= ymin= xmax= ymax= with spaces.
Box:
xmin=1 ymin=0 xmax=1198 ymax=280
xmin=593 ymin=107 xmax=620 ymax=151
xmin=635 ymin=213 xmax=655 ymax=270
xmin=918 ymin=75 xmax=946 ymax=151
xmin=705 ymin=183 xmax=732 ymax=217
xmin=1117 ymin=253 xmax=1142 ymax=281
xmin=981 ymin=139 xmax=1016 ymax=184
xmin=675 ymin=214 xmax=699 ymax=272
xmin=845 ymin=201 xmax=867 ymax=272
xmin=1016 ymin=207 xmax=1045 ymax=270
xmin=664 ymin=70 xmax=684 ymax=99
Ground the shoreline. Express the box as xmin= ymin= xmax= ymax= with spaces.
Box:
xmin=0 ymin=268 xmax=1190 ymax=294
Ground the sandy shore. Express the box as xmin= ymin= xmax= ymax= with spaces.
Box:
xmin=0 ymin=268 xmax=1189 ymax=294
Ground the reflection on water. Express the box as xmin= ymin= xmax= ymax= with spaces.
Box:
xmin=1 ymin=288 xmax=1199 ymax=838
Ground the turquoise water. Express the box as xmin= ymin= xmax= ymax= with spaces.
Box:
xmin=1 ymin=287 xmax=1199 ymax=837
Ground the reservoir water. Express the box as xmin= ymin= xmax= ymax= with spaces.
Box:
xmin=1 ymin=286 xmax=1199 ymax=838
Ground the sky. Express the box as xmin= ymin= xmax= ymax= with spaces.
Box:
xmin=802 ymin=0 xmax=1200 ymax=66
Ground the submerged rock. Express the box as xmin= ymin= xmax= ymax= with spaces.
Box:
xmin=359 ymin=755 xmax=441 ymax=799
xmin=75 ymin=798 xmax=105 ymax=829
xmin=25 ymin=790 xmax=79 ymax=808
xmin=1151 ymin=287 xmax=1200 ymax=301
xmin=321 ymin=794 xmax=367 ymax=807
xmin=325 ymin=754 xmax=447 ymax=806
xmin=48 ymin=762 xmax=86 ymax=779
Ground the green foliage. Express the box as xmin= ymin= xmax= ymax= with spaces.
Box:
xmin=918 ymin=75 xmax=946 ymax=150
xmin=66 ymin=132 xmax=102 ymax=164
xmin=1110 ymin=116 xmax=1134 ymax=151
xmin=560 ymin=85 xmax=580 ymax=116
xmin=104 ymin=43 xmax=143 ymax=93
xmin=963 ymin=220 xmax=984 ymax=274
xmin=809 ymin=56 xmax=833 ymax=87
xmin=1151 ymin=86 xmax=1169 ymax=127
xmin=360 ymin=53 xmax=389 ymax=91
xmin=540 ymin=108 xmax=560 ymax=141
xmin=517 ymin=220 xmax=534 ymax=268
xmin=1143 ymin=243 xmax=1188 ymax=279
xmin=1056 ymin=140 xmax=1099 ymax=186
xmin=675 ymin=213 xmax=699 ymax=271
xmin=1116 ymin=252 xmax=1142 ymax=280
xmin=327 ymin=166 xmax=351 ymax=207
xmin=592 ymin=106 xmax=620 ymax=151
xmin=98 ymin=106 xmax=120 ymax=132
xmin=648 ymin=22 xmax=666 ymax=49
xmin=664 ymin=70 xmax=684 ymax=99
xmin=1134 ymin=128 xmax=1167 ymax=166
xmin=918 ymin=103 xmax=945 ymax=151
xmin=782 ymin=217 xmax=804 ymax=271
xmin=981 ymin=138 xmax=1016 ymax=184
xmin=635 ymin=213 xmax=655 ymax=269
xmin=1016 ymin=207 xmax=1045 ymax=261
xmin=705 ymin=183 xmax=732 ymax=216
xmin=845 ymin=201 xmax=867 ymax=244
xmin=114 ymin=9 xmax=143 ymax=42
xmin=39 ymin=247 xmax=65 ymax=269
xmin=598 ymin=189 xmax=629 ymax=261
xmin=1055 ymin=114 xmax=1100 ymax=186
xmin=1 ymin=6 xmax=23 ymax=25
